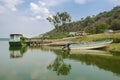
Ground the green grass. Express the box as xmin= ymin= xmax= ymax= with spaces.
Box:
xmin=32 ymin=32 xmax=120 ymax=54
xmin=106 ymin=43 xmax=120 ymax=55
xmin=107 ymin=43 xmax=120 ymax=50
xmin=45 ymin=30 xmax=68 ymax=39
xmin=60 ymin=33 xmax=120 ymax=54
xmin=69 ymin=33 xmax=120 ymax=43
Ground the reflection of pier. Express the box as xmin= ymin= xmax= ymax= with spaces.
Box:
xmin=9 ymin=46 xmax=27 ymax=58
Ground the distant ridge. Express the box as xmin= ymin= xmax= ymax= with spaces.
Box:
xmin=0 ymin=38 xmax=10 ymax=41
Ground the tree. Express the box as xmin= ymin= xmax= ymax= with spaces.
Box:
xmin=111 ymin=19 xmax=120 ymax=30
xmin=113 ymin=6 xmax=120 ymax=11
xmin=46 ymin=12 xmax=71 ymax=31
xmin=93 ymin=22 xmax=110 ymax=34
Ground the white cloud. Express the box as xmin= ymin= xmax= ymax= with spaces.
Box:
xmin=35 ymin=15 xmax=42 ymax=20
xmin=108 ymin=0 xmax=120 ymax=5
xmin=30 ymin=2 xmax=40 ymax=14
xmin=29 ymin=0 xmax=69 ymax=20
xmin=38 ymin=1 xmax=46 ymax=6
xmin=30 ymin=2 xmax=50 ymax=14
xmin=0 ymin=5 xmax=6 ymax=13
xmin=0 ymin=13 xmax=53 ymax=38
xmin=74 ymin=0 xmax=87 ymax=4
xmin=30 ymin=2 xmax=51 ymax=20
xmin=0 ymin=0 xmax=24 ymax=12
xmin=41 ymin=0 xmax=68 ymax=6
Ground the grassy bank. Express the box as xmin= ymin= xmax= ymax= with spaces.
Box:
xmin=33 ymin=33 xmax=120 ymax=54
xmin=64 ymin=33 xmax=120 ymax=54
xmin=106 ymin=43 xmax=120 ymax=55
xmin=48 ymin=33 xmax=120 ymax=54
xmin=68 ymin=33 xmax=120 ymax=43
xmin=41 ymin=33 xmax=120 ymax=44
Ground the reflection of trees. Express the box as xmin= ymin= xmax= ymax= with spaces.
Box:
xmin=9 ymin=46 xmax=27 ymax=58
xmin=52 ymin=49 xmax=120 ymax=76
xmin=68 ymin=54 xmax=120 ymax=76
xmin=30 ymin=46 xmax=71 ymax=75
xmin=30 ymin=46 xmax=120 ymax=76
xmin=47 ymin=54 xmax=71 ymax=76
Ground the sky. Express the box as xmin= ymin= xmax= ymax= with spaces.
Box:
xmin=0 ymin=0 xmax=120 ymax=38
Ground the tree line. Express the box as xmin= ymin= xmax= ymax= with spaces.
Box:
xmin=45 ymin=6 xmax=120 ymax=38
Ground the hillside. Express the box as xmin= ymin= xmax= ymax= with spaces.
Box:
xmin=42 ymin=6 xmax=120 ymax=39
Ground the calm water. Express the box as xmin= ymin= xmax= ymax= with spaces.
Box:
xmin=0 ymin=41 xmax=120 ymax=80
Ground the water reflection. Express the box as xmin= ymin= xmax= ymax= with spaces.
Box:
xmin=9 ymin=46 xmax=27 ymax=58
xmin=47 ymin=55 xmax=71 ymax=76
xmin=1 ymin=41 xmax=120 ymax=80
xmin=61 ymin=50 xmax=120 ymax=76
xmin=30 ymin=46 xmax=71 ymax=76
xmin=27 ymin=46 xmax=120 ymax=76
xmin=41 ymin=47 xmax=120 ymax=76
xmin=69 ymin=54 xmax=120 ymax=76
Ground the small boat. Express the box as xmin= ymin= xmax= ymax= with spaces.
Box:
xmin=64 ymin=40 xmax=113 ymax=50
xmin=9 ymin=34 xmax=26 ymax=46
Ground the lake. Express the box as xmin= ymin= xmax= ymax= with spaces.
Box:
xmin=0 ymin=41 xmax=120 ymax=80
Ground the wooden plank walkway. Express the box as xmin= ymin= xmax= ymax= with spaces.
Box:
xmin=29 ymin=40 xmax=70 ymax=47
xmin=29 ymin=40 xmax=52 ymax=47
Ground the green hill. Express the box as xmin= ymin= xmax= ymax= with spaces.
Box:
xmin=42 ymin=6 xmax=120 ymax=39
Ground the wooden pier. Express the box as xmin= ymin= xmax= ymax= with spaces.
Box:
xmin=29 ymin=40 xmax=52 ymax=47
xmin=29 ymin=40 xmax=70 ymax=47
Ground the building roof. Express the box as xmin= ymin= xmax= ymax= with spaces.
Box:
xmin=10 ymin=34 xmax=23 ymax=36
xmin=69 ymin=32 xmax=76 ymax=34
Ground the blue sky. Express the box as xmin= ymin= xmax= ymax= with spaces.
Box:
xmin=0 ymin=0 xmax=120 ymax=38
